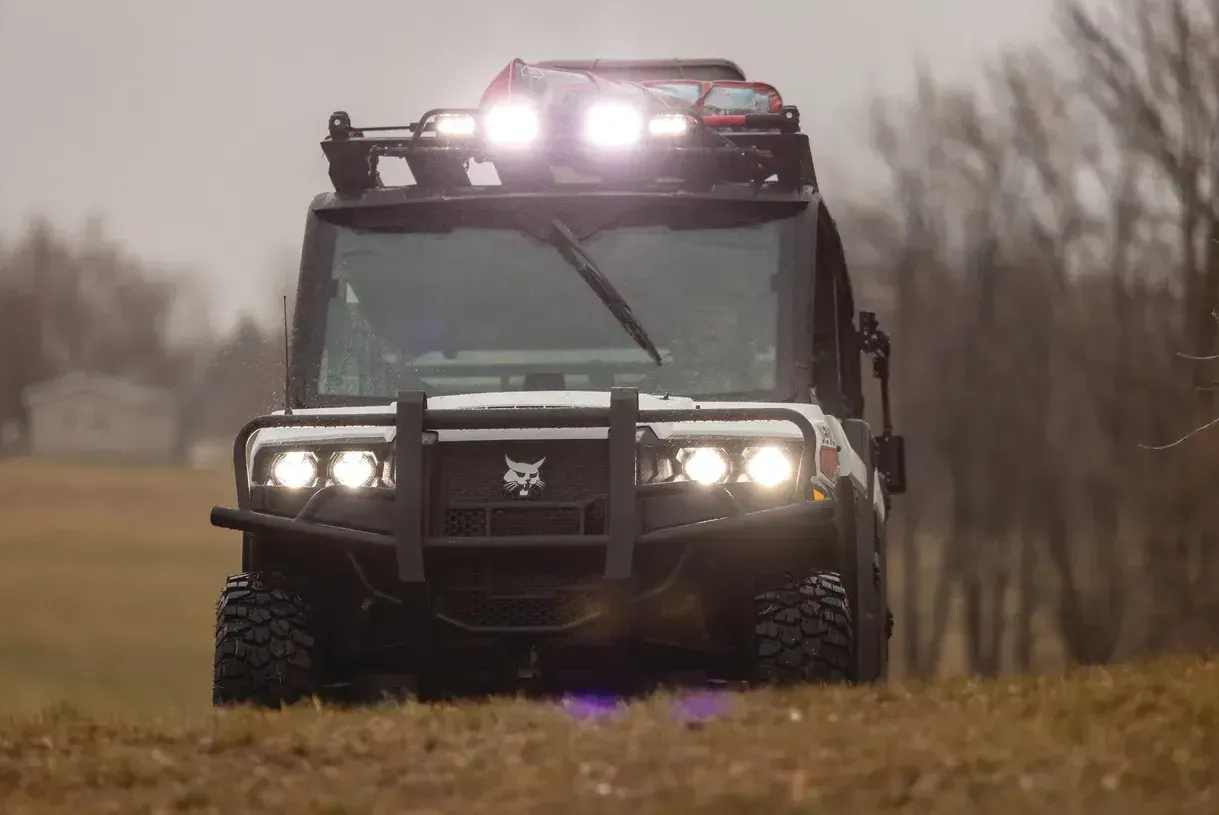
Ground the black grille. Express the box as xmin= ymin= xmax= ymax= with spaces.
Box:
xmin=442 ymin=502 xmax=605 ymax=537
xmin=437 ymin=439 xmax=609 ymax=502
xmin=434 ymin=439 xmax=610 ymax=538
xmin=431 ymin=557 xmax=606 ymax=629
xmin=427 ymin=440 xmax=614 ymax=626
xmin=437 ymin=589 xmax=603 ymax=629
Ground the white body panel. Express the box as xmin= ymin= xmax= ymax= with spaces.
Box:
xmin=244 ymin=391 xmax=886 ymax=522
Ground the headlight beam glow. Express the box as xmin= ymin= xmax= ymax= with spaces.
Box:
xmin=681 ymin=447 xmax=730 ymax=485
xmin=435 ymin=114 xmax=476 ymax=136
xmin=745 ymin=446 xmax=794 ymax=488
xmin=648 ymin=113 xmax=689 ymax=136
xmin=584 ymin=102 xmax=644 ymax=148
xmin=271 ymin=451 xmax=318 ymax=489
xmin=483 ymin=103 xmax=539 ymax=146
xmin=330 ymin=451 xmax=379 ymax=488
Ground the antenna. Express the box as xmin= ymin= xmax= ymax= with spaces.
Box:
xmin=282 ymin=294 xmax=293 ymax=415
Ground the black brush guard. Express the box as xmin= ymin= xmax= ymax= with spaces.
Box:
xmin=209 ymin=388 xmax=844 ymax=645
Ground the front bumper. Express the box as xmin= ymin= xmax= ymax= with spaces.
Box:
xmin=209 ymin=388 xmax=843 ymax=636
xmin=211 ymin=496 xmax=836 ymax=554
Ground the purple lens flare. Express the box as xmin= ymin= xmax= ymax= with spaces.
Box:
xmin=670 ymin=690 xmax=729 ymax=722
xmin=557 ymin=688 xmax=732 ymax=722
xmin=560 ymin=692 xmax=625 ymax=721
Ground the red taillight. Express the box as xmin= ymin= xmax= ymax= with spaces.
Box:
xmin=818 ymin=445 xmax=840 ymax=480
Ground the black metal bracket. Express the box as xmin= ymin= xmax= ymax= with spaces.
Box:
xmin=395 ymin=390 xmax=426 ymax=583
xmin=859 ymin=311 xmax=906 ymax=497
xmin=858 ymin=311 xmax=891 ymax=432
xmin=605 ymin=387 xmax=639 ymax=582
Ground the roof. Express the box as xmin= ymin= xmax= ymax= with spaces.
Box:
xmin=22 ymin=371 xmax=177 ymax=410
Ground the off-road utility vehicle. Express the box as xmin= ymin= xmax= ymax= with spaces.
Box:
xmin=209 ymin=57 xmax=906 ymax=706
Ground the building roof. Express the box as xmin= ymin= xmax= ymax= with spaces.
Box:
xmin=22 ymin=371 xmax=177 ymax=410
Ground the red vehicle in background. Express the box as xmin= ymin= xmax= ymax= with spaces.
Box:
xmin=478 ymin=59 xmax=786 ymax=130
xmin=640 ymin=80 xmax=785 ymax=128
xmin=479 ymin=58 xmax=669 ymax=114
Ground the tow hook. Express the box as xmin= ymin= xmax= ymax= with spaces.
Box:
xmin=517 ymin=645 xmax=540 ymax=680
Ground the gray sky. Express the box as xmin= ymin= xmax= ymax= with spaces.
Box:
xmin=0 ymin=0 xmax=1053 ymax=331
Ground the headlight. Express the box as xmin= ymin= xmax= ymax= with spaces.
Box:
xmin=271 ymin=451 xmax=318 ymax=489
xmin=745 ymin=446 xmax=793 ymax=488
xmin=330 ymin=451 xmax=378 ymax=488
xmin=681 ymin=447 xmax=730 ymax=484
xmin=435 ymin=113 xmax=477 ymax=136
xmin=648 ymin=113 xmax=689 ymax=136
xmin=484 ymin=103 xmax=539 ymax=146
xmin=584 ymin=102 xmax=643 ymax=147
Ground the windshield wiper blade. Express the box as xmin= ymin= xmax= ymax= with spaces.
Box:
xmin=549 ymin=217 xmax=664 ymax=366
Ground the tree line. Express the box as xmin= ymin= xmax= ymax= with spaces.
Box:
xmin=849 ymin=0 xmax=1219 ymax=675
xmin=0 ymin=217 xmax=291 ymax=448
xmin=2 ymin=0 xmax=1216 ymax=674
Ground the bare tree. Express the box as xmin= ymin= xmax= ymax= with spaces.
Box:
xmin=1060 ymin=0 xmax=1219 ymax=653
xmin=855 ymin=27 xmax=1209 ymax=672
xmin=0 ymin=218 xmax=221 ymax=441
xmin=1063 ymin=0 xmax=1219 ymax=408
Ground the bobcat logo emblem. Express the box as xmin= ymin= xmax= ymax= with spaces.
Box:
xmin=502 ymin=455 xmax=546 ymax=498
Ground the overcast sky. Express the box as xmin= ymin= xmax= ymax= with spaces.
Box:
xmin=0 ymin=0 xmax=1055 ymax=330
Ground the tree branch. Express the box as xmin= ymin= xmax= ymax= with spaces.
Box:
xmin=1139 ymin=413 xmax=1219 ymax=449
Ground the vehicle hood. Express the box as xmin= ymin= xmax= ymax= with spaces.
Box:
xmin=245 ymin=390 xmax=829 ymax=451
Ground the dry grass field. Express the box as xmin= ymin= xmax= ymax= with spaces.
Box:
xmin=1 ymin=459 xmax=1217 ymax=813
xmin=0 ymin=459 xmax=236 ymax=714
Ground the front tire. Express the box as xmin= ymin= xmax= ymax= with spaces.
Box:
xmin=212 ymin=571 xmax=320 ymax=707
xmin=753 ymin=571 xmax=855 ymax=684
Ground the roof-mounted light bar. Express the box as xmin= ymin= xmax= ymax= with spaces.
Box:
xmin=470 ymin=58 xmax=699 ymax=150
xmin=412 ymin=104 xmax=691 ymax=150
xmin=319 ymin=59 xmax=814 ymax=195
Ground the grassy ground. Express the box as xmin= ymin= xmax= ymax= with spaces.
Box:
xmin=0 ymin=459 xmax=237 ymax=714
xmin=2 ymin=659 xmax=1217 ymax=813
xmin=1 ymin=459 xmax=1216 ymax=813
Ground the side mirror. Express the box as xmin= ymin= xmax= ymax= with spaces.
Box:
xmin=859 ymin=311 xmax=880 ymax=341
xmin=873 ymin=433 xmax=906 ymax=495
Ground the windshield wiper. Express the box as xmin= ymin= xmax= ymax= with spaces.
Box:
xmin=549 ymin=217 xmax=664 ymax=366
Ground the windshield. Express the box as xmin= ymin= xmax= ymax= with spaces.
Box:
xmin=306 ymin=200 xmax=798 ymax=401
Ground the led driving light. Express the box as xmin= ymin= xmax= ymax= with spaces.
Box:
xmin=584 ymin=102 xmax=643 ymax=147
xmin=483 ymin=103 xmax=539 ymax=146
xmin=648 ymin=113 xmax=689 ymax=136
xmin=435 ymin=114 xmax=476 ymax=135
xmin=745 ymin=446 xmax=793 ymax=488
xmin=682 ymin=447 xmax=730 ymax=485
xmin=271 ymin=451 xmax=317 ymax=489
xmin=330 ymin=451 xmax=378 ymax=488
